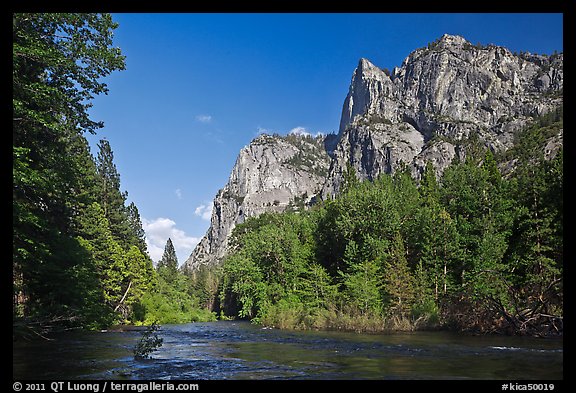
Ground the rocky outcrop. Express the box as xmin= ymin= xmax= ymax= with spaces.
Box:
xmin=184 ymin=133 xmax=331 ymax=270
xmin=324 ymin=34 xmax=563 ymax=197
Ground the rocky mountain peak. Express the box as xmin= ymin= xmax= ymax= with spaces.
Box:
xmin=436 ymin=33 xmax=468 ymax=49
xmin=357 ymin=58 xmax=386 ymax=78
xmin=338 ymin=57 xmax=395 ymax=135
xmin=324 ymin=34 xmax=563 ymax=198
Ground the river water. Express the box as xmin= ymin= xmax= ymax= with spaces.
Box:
xmin=13 ymin=321 xmax=562 ymax=380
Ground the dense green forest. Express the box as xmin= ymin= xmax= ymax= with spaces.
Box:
xmin=13 ymin=13 xmax=212 ymax=336
xmin=217 ymin=118 xmax=563 ymax=336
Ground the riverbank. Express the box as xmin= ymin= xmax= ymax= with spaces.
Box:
xmin=248 ymin=302 xmax=563 ymax=338
xmin=14 ymin=308 xmax=562 ymax=344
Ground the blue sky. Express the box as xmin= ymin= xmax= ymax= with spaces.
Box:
xmin=86 ymin=13 xmax=563 ymax=264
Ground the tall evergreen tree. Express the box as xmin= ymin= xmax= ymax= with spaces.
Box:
xmin=391 ymin=168 xmax=422 ymax=266
xmin=75 ymin=202 xmax=128 ymax=320
xmin=341 ymin=258 xmax=382 ymax=317
xmin=383 ymin=232 xmax=416 ymax=318
xmin=157 ymin=238 xmax=179 ymax=283
xmin=96 ymin=139 xmax=122 ymax=216
xmin=506 ymin=149 xmax=563 ymax=320
xmin=419 ymin=161 xmax=440 ymax=205
xmin=126 ymin=202 xmax=148 ymax=255
xmin=95 ymin=138 xmax=133 ymax=246
xmin=341 ymin=163 xmax=360 ymax=194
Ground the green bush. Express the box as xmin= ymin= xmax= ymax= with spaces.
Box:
xmin=133 ymin=321 xmax=163 ymax=359
xmin=411 ymin=298 xmax=440 ymax=328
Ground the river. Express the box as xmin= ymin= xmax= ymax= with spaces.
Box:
xmin=13 ymin=321 xmax=562 ymax=380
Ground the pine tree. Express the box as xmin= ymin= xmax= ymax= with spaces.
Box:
xmin=75 ymin=202 xmax=129 ymax=322
xmin=413 ymin=161 xmax=460 ymax=299
xmin=391 ymin=168 xmax=422 ymax=267
xmin=157 ymin=238 xmax=179 ymax=283
xmin=298 ymin=263 xmax=338 ymax=311
xmin=506 ymin=149 xmax=563 ymax=320
xmin=95 ymin=139 xmax=133 ymax=246
xmin=419 ymin=161 xmax=439 ymax=205
xmin=341 ymin=163 xmax=360 ymax=194
xmin=341 ymin=259 xmax=382 ymax=316
xmin=383 ymin=232 xmax=416 ymax=318
xmin=482 ymin=149 xmax=501 ymax=186
xmin=126 ymin=202 xmax=148 ymax=255
xmin=122 ymin=246 xmax=155 ymax=311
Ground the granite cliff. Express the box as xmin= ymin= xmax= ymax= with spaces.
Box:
xmin=323 ymin=34 xmax=563 ymax=197
xmin=184 ymin=133 xmax=331 ymax=270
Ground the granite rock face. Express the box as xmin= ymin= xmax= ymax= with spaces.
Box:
xmin=184 ymin=134 xmax=330 ymax=270
xmin=323 ymin=34 xmax=563 ymax=197
xmin=185 ymin=34 xmax=563 ymax=270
